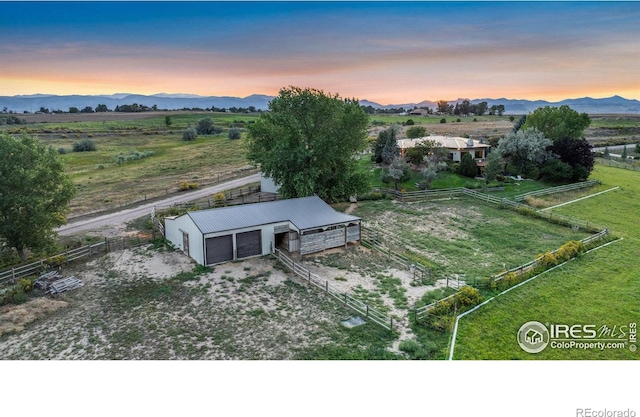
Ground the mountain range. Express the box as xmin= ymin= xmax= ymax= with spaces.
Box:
xmin=1 ymin=93 xmax=639 ymax=115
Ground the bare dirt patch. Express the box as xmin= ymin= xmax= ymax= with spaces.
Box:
xmin=0 ymin=246 xmax=380 ymax=359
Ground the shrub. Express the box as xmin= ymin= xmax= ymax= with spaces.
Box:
xmin=213 ymin=191 xmax=226 ymax=205
xmin=540 ymin=159 xmax=573 ymax=182
xmin=72 ymin=138 xmax=97 ymax=152
xmin=115 ymin=149 xmax=155 ymax=165
xmin=555 ymin=240 xmax=585 ymax=262
xmin=182 ymin=127 xmax=197 ymax=141
xmin=196 ymin=118 xmax=223 ymax=135
xmin=440 ymin=118 xmax=447 ymax=123
xmin=537 ymin=251 xmax=558 ymax=268
xmin=404 ymin=119 xmax=415 ymax=126
xmin=457 ymin=153 xmax=477 ymax=178
xmin=228 ymin=128 xmax=241 ymax=140
xmin=453 ymin=286 xmax=481 ymax=308
xmin=57 ymin=147 xmax=69 ymax=154
xmin=179 ymin=181 xmax=199 ymax=191
xmin=17 ymin=278 xmax=33 ymax=292
xmin=359 ymin=192 xmax=384 ymax=201
xmin=398 ymin=339 xmax=420 ymax=354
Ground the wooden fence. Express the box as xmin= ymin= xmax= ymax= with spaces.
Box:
xmin=491 ymin=228 xmax=609 ymax=283
xmin=414 ymin=288 xmax=468 ymax=323
xmin=512 ymin=180 xmax=600 ymax=202
xmin=596 ymin=157 xmax=640 ymax=171
xmin=461 ymin=188 xmax=604 ymax=233
xmin=377 ymin=187 xmax=463 ymax=202
xmin=68 ymin=166 xmax=259 ymax=220
xmin=273 ymin=248 xmax=395 ymax=331
xmin=360 ymin=226 xmax=435 ymax=285
xmin=0 ymin=236 xmax=150 ymax=287
xmin=157 ymin=185 xmax=279 ymax=212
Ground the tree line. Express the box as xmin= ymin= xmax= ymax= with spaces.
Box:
xmin=361 ymin=100 xmax=505 ymax=116
xmin=30 ymin=104 xmax=261 ymax=114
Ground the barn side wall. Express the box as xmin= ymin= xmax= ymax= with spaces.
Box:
xmin=300 ymin=229 xmax=346 ymax=255
xmin=165 ymin=216 xmax=204 ymax=265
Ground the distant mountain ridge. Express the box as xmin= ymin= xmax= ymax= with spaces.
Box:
xmin=1 ymin=93 xmax=639 ymax=115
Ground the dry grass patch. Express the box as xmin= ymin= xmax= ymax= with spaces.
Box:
xmin=0 ymin=298 xmax=69 ymax=337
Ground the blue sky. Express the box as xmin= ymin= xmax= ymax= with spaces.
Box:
xmin=1 ymin=1 xmax=639 ymax=103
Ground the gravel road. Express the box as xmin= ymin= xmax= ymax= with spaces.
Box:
xmin=57 ymin=173 xmax=260 ymax=236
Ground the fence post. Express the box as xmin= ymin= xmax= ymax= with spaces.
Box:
xmin=12 ymin=268 xmax=16 ymax=281
xmin=366 ymin=304 xmax=369 ymax=319
xmin=325 ymin=281 xmax=328 ymax=293
xmin=308 ymin=270 xmax=311 ymax=282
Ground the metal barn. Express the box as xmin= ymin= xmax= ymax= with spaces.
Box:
xmin=164 ymin=196 xmax=361 ymax=266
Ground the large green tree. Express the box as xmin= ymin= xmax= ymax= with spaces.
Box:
xmin=495 ymin=128 xmax=553 ymax=176
xmin=523 ymin=105 xmax=591 ymax=143
xmin=247 ymin=86 xmax=370 ymax=202
xmin=0 ymin=133 xmax=75 ymax=261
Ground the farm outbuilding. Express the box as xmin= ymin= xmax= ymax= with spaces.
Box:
xmin=164 ymin=196 xmax=361 ymax=266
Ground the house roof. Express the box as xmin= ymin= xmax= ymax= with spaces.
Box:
xmin=397 ymin=135 xmax=490 ymax=150
xmin=184 ymin=196 xmax=360 ymax=235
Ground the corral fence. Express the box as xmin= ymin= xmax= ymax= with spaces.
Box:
xmin=360 ymin=226 xmax=434 ymax=285
xmin=414 ymin=229 xmax=610 ymax=323
xmin=377 ymin=187 xmax=463 ymax=202
xmin=461 ymin=188 xmax=604 ymax=233
xmin=512 ymin=180 xmax=600 ymax=202
xmin=157 ymin=185 xmax=279 ymax=212
xmin=596 ymin=157 xmax=640 ymax=171
xmin=273 ymin=248 xmax=395 ymax=332
xmin=489 ymin=228 xmax=610 ymax=286
xmin=414 ymin=288 xmax=471 ymax=324
xmin=0 ymin=236 xmax=151 ymax=287
xmin=68 ymin=166 xmax=259 ymax=220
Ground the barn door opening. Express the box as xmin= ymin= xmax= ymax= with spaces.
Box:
xmin=182 ymin=231 xmax=189 ymax=256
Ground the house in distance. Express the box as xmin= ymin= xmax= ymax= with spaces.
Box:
xmin=164 ymin=196 xmax=361 ymax=266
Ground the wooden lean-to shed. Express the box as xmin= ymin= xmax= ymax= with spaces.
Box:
xmin=164 ymin=196 xmax=361 ymax=266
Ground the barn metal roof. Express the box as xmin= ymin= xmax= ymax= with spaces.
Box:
xmin=185 ymin=196 xmax=360 ymax=235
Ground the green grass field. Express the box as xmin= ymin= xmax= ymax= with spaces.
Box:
xmin=352 ymin=197 xmax=591 ymax=283
xmin=7 ymin=112 xmax=258 ymax=216
xmin=453 ymin=164 xmax=640 ymax=359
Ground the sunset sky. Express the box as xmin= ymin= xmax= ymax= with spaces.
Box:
xmin=1 ymin=1 xmax=639 ymax=104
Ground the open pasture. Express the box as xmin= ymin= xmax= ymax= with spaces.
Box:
xmin=453 ymin=165 xmax=640 ymax=359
